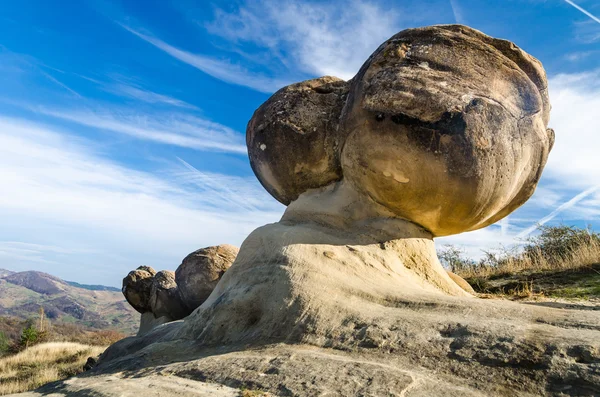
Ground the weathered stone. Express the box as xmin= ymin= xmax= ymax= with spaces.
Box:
xmin=340 ymin=25 xmax=554 ymax=236
xmin=247 ymin=76 xmax=349 ymax=204
xmin=137 ymin=311 xmax=172 ymax=337
xmin=121 ymin=266 xmax=156 ymax=313
xmin=175 ymin=245 xmax=238 ymax=312
xmin=148 ymin=270 xmax=187 ymax=320
xmin=447 ymin=270 xmax=475 ymax=294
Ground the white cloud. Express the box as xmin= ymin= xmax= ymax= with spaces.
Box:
xmin=0 ymin=116 xmax=282 ymax=285
xmin=29 ymin=104 xmax=247 ymax=154
xmin=105 ymin=83 xmax=198 ymax=109
xmin=121 ymin=25 xmax=292 ymax=93
xmin=545 ymin=70 xmax=600 ymax=187
xmin=207 ymin=0 xmax=402 ymax=81
xmin=449 ymin=0 xmax=466 ymax=24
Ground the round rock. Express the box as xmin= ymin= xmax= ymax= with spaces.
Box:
xmin=148 ymin=270 xmax=187 ymax=320
xmin=247 ymin=76 xmax=349 ymax=205
xmin=339 ymin=25 xmax=554 ymax=236
xmin=175 ymin=245 xmax=239 ymax=311
xmin=122 ymin=266 xmax=156 ymax=314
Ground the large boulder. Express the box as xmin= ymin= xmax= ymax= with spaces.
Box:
xmin=175 ymin=244 xmax=239 ymax=311
xmin=249 ymin=25 xmax=553 ymax=237
xmin=247 ymin=76 xmax=348 ymax=204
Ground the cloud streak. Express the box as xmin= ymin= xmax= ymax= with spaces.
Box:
xmin=564 ymin=0 xmax=600 ymax=24
xmin=30 ymin=105 xmax=247 ymax=154
xmin=120 ymin=25 xmax=291 ymax=93
xmin=0 ymin=115 xmax=281 ymax=285
xmin=516 ymin=185 xmax=600 ymax=238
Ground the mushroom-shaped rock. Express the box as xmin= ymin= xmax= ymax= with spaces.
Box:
xmin=122 ymin=266 xmax=156 ymax=313
xmin=148 ymin=270 xmax=187 ymax=320
xmin=248 ymin=25 xmax=554 ymax=238
xmin=247 ymin=76 xmax=349 ymax=204
xmin=95 ymin=28 xmax=599 ymax=397
xmin=175 ymin=244 xmax=239 ymax=311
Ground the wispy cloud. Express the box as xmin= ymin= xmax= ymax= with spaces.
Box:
xmin=206 ymin=0 xmax=402 ymax=80
xmin=0 ymin=115 xmax=281 ymax=285
xmin=120 ymin=25 xmax=291 ymax=93
xmin=107 ymin=83 xmax=197 ymax=109
xmin=516 ymin=185 xmax=600 ymax=238
xmin=30 ymin=105 xmax=247 ymax=154
xmin=564 ymin=50 xmax=597 ymax=62
xmin=38 ymin=69 xmax=82 ymax=98
xmin=449 ymin=0 xmax=466 ymax=24
xmin=564 ymin=0 xmax=600 ymax=24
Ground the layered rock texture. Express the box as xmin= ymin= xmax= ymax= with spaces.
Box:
xmin=20 ymin=25 xmax=599 ymax=397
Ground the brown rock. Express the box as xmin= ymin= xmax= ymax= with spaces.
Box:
xmin=148 ymin=270 xmax=187 ymax=320
xmin=247 ymin=76 xmax=348 ymax=205
xmin=121 ymin=266 xmax=156 ymax=313
xmin=340 ymin=25 xmax=554 ymax=236
xmin=446 ymin=271 xmax=475 ymax=294
xmin=175 ymin=245 xmax=239 ymax=312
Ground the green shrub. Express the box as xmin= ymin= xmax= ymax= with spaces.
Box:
xmin=20 ymin=325 xmax=39 ymax=349
xmin=0 ymin=332 xmax=9 ymax=356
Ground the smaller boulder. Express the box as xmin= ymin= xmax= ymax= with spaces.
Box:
xmin=83 ymin=356 xmax=97 ymax=371
xmin=122 ymin=266 xmax=156 ymax=313
xmin=447 ymin=271 xmax=475 ymax=294
xmin=176 ymin=245 xmax=239 ymax=311
xmin=148 ymin=270 xmax=187 ymax=320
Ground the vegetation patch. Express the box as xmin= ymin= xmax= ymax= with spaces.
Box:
xmin=0 ymin=342 xmax=106 ymax=395
xmin=439 ymin=225 xmax=600 ymax=300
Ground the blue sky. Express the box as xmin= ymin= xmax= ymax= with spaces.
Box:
xmin=0 ymin=0 xmax=599 ymax=286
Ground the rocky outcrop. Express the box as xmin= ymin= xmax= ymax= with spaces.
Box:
xmin=27 ymin=25 xmax=599 ymax=397
xmin=121 ymin=245 xmax=237 ymax=336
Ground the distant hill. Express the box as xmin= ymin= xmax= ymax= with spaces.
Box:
xmin=65 ymin=281 xmax=121 ymax=292
xmin=0 ymin=269 xmax=138 ymax=334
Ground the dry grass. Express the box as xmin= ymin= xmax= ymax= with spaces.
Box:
xmin=458 ymin=239 xmax=600 ymax=279
xmin=0 ymin=342 xmax=106 ymax=395
xmin=440 ymin=225 xmax=600 ymax=299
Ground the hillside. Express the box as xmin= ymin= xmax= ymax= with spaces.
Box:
xmin=0 ymin=269 xmax=138 ymax=334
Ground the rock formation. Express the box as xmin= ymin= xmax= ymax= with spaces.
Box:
xmin=122 ymin=266 xmax=156 ymax=313
xmin=176 ymin=245 xmax=239 ymax=311
xmin=24 ymin=25 xmax=599 ymax=397
xmin=121 ymin=245 xmax=237 ymax=336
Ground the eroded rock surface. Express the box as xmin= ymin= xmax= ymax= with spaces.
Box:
xmin=122 ymin=245 xmax=238 ymax=336
xmin=176 ymin=245 xmax=239 ymax=311
xmin=122 ymin=266 xmax=156 ymax=313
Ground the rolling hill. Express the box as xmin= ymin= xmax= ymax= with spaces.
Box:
xmin=0 ymin=269 xmax=138 ymax=334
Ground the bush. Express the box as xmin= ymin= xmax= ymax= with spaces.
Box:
xmin=19 ymin=325 xmax=39 ymax=349
xmin=0 ymin=332 xmax=9 ymax=356
xmin=437 ymin=245 xmax=474 ymax=273
xmin=441 ymin=224 xmax=600 ymax=279
xmin=523 ymin=225 xmax=600 ymax=264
